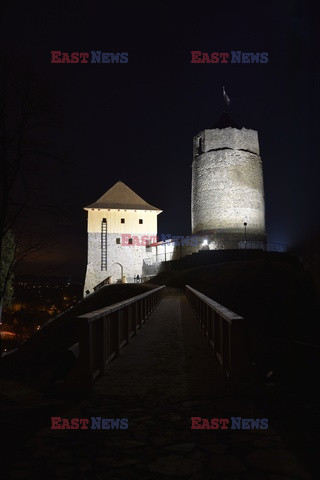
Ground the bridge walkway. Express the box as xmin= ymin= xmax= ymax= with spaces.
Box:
xmin=8 ymin=289 xmax=311 ymax=479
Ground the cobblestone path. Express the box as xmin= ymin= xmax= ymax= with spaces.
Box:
xmin=8 ymin=291 xmax=312 ymax=479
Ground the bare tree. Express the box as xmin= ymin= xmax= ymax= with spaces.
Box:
xmin=0 ymin=51 xmax=66 ymax=313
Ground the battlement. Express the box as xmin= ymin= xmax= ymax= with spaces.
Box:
xmin=193 ymin=127 xmax=259 ymax=159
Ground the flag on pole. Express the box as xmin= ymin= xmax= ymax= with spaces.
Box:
xmin=223 ymin=86 xmax=231 ymax=106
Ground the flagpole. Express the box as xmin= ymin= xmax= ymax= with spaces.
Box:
xmin=223 ymin=86 xmax=231 ymax=108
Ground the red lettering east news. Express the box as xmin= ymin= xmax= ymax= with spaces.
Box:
xmin=51 ymin=51 xmax=61 ymax=63
xmin=51 ymin=417 xmax=62 ymax=429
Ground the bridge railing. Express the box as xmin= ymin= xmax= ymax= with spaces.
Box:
xmin=57 ymin=285 xmax=166 ymax=394
xmin=185 ymin=285 xmax=248 ymax=383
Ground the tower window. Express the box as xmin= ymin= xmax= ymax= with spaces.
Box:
xmin=116 ymin=238 xmax=120 ymax=244
xmin=128 ymin=238 xmax=133 ymax=245
xmin=198 ymin=137 xmax=203 ymax=155
xmin=121 ymin=218 xmax=125 ymax=223
xmin=139 ymin=219 xmax=143 ymax=224
xmin=101 ymin=219 xmax=107 ymax=271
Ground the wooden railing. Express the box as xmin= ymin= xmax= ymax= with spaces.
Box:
xmin=57 ymin=285 xmax=166 ymax=393
xmin=185 ymin=285 xmax=248 ymax=383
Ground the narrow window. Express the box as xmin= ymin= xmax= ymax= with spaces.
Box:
xmin=121 ymin=218 xmax=125 ymax=224
xmin=139 ymin=219 xmax=143 ymax=224
xmin=198 ymin=137 xmax=203 ymax=155
xmin=116 ymin=238 xmax=120 ymax=244
xmin=101 ymin=218 xmax=107 ymax=270
xmin=128 ymin=238 xmax=133 ymax=245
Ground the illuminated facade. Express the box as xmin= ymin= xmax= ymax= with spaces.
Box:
xmin=191 ymin=114 xmax=266 ymax=248
xmin=84 ymin=114 xmax=267 ymax=292
xmin=83 ymin=181 xmax=161 ymax=294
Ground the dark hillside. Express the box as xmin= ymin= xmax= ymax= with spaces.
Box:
xmin=149 ymin=257 xmax=320 ymax=387
xmin=0 ymin=284 xmax=157 ymax=386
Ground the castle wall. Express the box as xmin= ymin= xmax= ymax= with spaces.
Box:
xmin=84 ymin=126 xmax=267 ymax=292
xmin=86 ymin=209 xmax=158 ymax=234
xmin=84 ymin=232 xmax=155 ymax=293
xmin=194 ymin=127 xmax=260 ymax=156
xmin=84 ymin=208 xmax=159 ymax=294
xmin=192 ymin=127 xmax=266 ymax=248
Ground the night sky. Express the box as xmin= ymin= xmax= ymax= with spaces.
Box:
xmin=1 ymin=0 xmax=318 ymax=278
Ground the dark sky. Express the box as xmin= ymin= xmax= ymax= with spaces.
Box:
xmin=1 ymin=0 xmax=318 ymax=278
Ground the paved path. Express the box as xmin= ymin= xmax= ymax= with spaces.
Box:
xmin=8 ymin=291 xmax=311 ymax=479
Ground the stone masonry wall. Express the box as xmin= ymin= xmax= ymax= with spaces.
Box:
xmin=193 ymin=127 xmax=260 ymax=157
xmin=84 ymin=232 xmax=154 ymax=294
xmin=192 ymin=127 xmax=266 ymax=247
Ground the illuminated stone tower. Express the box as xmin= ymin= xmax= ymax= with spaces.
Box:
xmin=191 ymin=113 xmax=266 ymax=248
xmin=84 ymin=181 xmax=161 ymax=294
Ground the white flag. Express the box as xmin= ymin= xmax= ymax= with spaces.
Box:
xmin=223 ymin=86 xmax=231 ymax=105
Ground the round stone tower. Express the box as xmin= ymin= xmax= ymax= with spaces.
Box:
xmin=191 ymin=113 xmax=266 ymax=249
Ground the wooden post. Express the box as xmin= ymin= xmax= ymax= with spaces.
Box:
xmin=79 ymin=318 xmax=93 ymax=381
xmin=124 ymin=306 xmax=130 ymax=344
xmin=138 ymin=300 xmax=142 ymax=328
xmin=212 ymin=310 xmax=217 ymax=353
xmin=96 ymin=317 xmax=106 ymax=373
xmin=229 ymin=318 xmax=248 ymax=383
xmin=133 ymin=302 xmax=137 ymax=336
xmin=115 ymin=311 xmax=120 ymax=357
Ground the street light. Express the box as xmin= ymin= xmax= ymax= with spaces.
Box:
xmin=244 ymin=222 xmax=247 ymax=249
